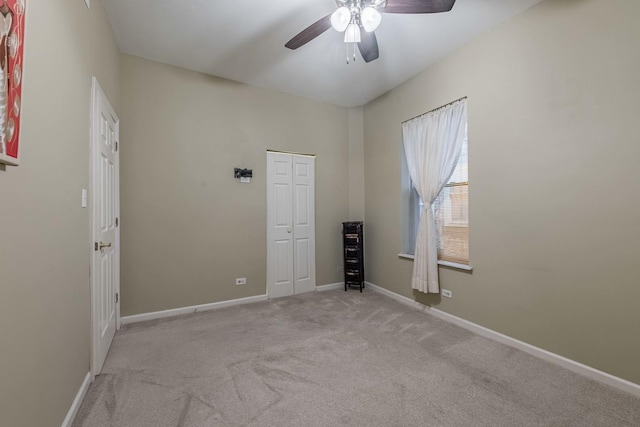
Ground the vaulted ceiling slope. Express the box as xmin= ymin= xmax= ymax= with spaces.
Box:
xmin=103 ymin=0 xmax=543 ymax=107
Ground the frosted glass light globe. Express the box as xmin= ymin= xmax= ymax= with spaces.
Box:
xmin=331 ymin=7 xmax=351 ymax=32
xmin=344 ymin=22 xmax=361 ymax=43
xmin=361 ymin=7 xmax=381 ymax=32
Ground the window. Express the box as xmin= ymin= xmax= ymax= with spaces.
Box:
xmin=402 ymin=124 xmax=469 ymax=265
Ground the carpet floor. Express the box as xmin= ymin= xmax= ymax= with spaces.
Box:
xmin=73 ymin=289 xmax=640 ymax=426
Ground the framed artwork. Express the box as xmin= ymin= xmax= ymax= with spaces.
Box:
xmin=0 ymin=0 xmax=25 ymax=166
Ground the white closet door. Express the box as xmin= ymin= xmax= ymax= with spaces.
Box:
xmin=267 ymin=152 xmax=315 ymax=298
xmin=292 ymin=156 xmax=315 ymax=294
xmin=267 ymin=152 xmax=295 ymax=298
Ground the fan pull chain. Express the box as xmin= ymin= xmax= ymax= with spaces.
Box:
xmin=346 ymin=43 xmax=357 ymax=65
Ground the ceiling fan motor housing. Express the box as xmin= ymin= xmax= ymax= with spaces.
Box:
xmin=335 ymin=0 xmax=388 ymax=10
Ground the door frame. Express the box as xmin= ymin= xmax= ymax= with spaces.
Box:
xmin=266 ymin=150 xmax=316 ymax=298
xmin=89 ymin=77 xmax=121 ymax=377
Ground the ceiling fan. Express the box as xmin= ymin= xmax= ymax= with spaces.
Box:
xmin=285 ymin=0 xmax=457 ymax=63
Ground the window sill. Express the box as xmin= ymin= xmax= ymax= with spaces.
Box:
xmin=438 ymin=260 xmax=473 ymax=271
xmin=398 ymin=254 xmax=473 ymax=272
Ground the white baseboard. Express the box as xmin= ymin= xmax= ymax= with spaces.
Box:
xmin=365 ymin=282 xmax=426 ymax=311
xmin=61 ymin=372 xmax=91 ymax=427
xmin=365 ymin=281 xmax=640 ymax=398
xmin=316 ymin=282 xmax=344 ymax=292
xmin=121 ymin=294 xmax=268 ymax=325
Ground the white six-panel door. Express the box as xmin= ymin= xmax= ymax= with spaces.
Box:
xmin=267 ymin=152 xmax=315 ymax=298
xmin=267 ymin=152 xmax=295 ymax=298
xmin=292 ymin=156 xmax=315 ymax=294
xmin=91 ymin=78 xmax=119 ymax=375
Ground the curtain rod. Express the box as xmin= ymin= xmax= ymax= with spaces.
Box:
xmin=402 ymin=96 xmax=467 ymax=124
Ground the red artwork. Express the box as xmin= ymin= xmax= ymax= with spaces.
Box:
xmin=0 ymin=0 xmax=25 ymax=166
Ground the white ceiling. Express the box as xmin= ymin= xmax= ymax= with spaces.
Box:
xmin=102 ymin=0 xmax=543 ymax=108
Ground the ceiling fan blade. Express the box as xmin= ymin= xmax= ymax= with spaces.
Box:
xmin=383 ymin=0 xmax=456 ymax=14
xmin=358 ymin=31 xmax=379 ymax=63
xmin=285 ymin=14 xmax=333 ymax=50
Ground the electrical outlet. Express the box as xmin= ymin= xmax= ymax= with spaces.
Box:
xmin=441 ymin=289 xmax=453 ymax=299
xmin=235 ymin=278 xmax=246 ymax=286
xmin=337 ymin=266 xmax=344 ymax=273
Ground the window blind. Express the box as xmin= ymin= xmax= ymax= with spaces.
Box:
xmin=434 ymin=134 xmax=469 ymax=265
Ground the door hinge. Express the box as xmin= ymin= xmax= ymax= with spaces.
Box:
xmin=115 ymin=217 xmax=119 ymax=227
xmin=115 ymin=293 xmax=119 ymax=304
xmin=115 ymin=141 xmax=118 ymax=152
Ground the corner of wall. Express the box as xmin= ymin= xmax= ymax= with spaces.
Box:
xmin=347 ymin=107 xmax=365 ymax=221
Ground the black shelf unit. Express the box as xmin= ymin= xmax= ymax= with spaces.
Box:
xmin=342 ymin=221 xmax=364 ymax=292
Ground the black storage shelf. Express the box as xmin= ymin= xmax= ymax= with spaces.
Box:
xmin=342 ymin=221 xmax=364 ymax=292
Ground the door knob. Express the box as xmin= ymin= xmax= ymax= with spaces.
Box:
xmin=287 ymin=228 xmax=291 ymax=234
xmin=99 ymin=241 xmax=112 ymax=250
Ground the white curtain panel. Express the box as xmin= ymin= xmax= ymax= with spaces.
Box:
xmin=402 ymin=99 xmax=467 ymax=293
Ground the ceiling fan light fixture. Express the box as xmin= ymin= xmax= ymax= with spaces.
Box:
xmin=284 ymin=0 xmax=457 ymax=65
xmin=331 ymin=7 xmax=350 ymax=32
xmin=344 ymin=22 xmax=361 ymax=43
xmin=361 ymin=7 xmax=381 ymax=32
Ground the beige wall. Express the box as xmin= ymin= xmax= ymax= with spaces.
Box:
xmin=0 ymin=1 xmax=121 ymax=426
xmin=120 ymin=55 xmax=349 ymax=316
xmin=364 ymin=0 xmax=640 ymax=384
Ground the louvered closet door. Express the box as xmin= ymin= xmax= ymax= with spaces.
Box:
xmin=267 ymin=152 xmax=315 ymax=298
